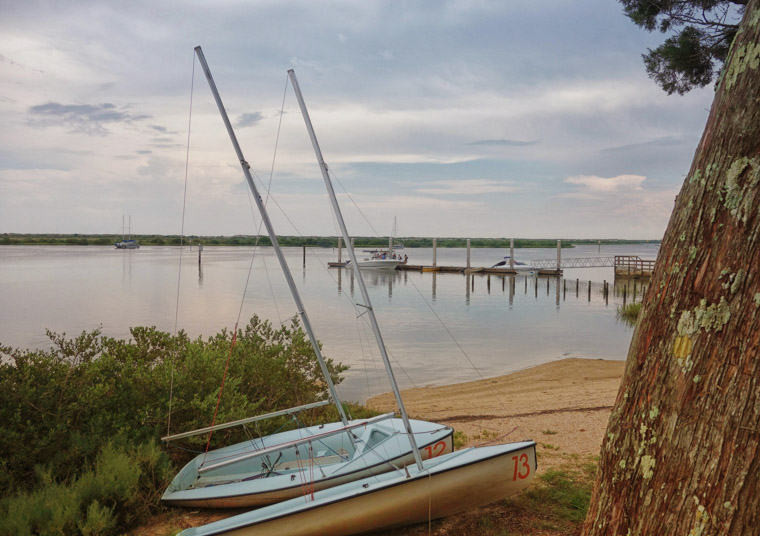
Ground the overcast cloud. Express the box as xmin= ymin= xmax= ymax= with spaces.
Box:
xmin=0 ymin=0 xmax=715 ymax=239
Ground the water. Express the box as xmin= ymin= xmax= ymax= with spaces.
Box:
xmin=0 ymin=243 xmax=658 ymax=401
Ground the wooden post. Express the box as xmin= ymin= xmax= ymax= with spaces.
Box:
xmin=432 ymin=238 xmax=437 ymax=267
xmin=337 ymin=237 xmax=342 ymax=263
xmin=588 ymin=280 xmax=591 ymax=302
xmin=303 ymin=245 xmax=306 ymax=267
xmin=466 ymin=239 xmax=471 ymax=269
xmin=487 ymin=275 xmax=491 ymax=293
xmin=633 ymin=279 xmax=638 ymax=301
xmin=557 ymin=239 xmax=562 ymax=272
xmin=604 ymin=281 xmax=609 ymax=305
xmin=510 ymin=238 xmax=515 ymax=270
xmin=623 ymin=284 xmax=627 ymax=305
xmin=198 ymin=243 xmax=203 ymax=265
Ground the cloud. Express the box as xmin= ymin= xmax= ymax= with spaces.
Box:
xmin=414 ymin=179 xmax=522 ymax=195
xmin=600 ymin=135 xmax=698 ymax=154
xmin=236 ymin=112 xmax=264 ymax=128
xmin=27 ymin=102 xmax=151 ymax=135
xmin=467 ymin=139 xmax=539 ymax=147
xmin=564 ymin=174 xmax=646 ymax=193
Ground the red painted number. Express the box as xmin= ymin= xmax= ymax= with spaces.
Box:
xmin=512 ymin=453 xmax=530 ymax=480
xmin=423 ymin=440 xmax=447 ymax=459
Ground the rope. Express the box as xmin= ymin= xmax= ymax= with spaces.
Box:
xmin=166 ymin=50 xmax=196 ymax=438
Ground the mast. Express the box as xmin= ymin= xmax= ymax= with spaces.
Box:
xmin=288 ymin=69 xmax=424 ymax=470
xmin=193 ymin=46 xmax=348 ymax=426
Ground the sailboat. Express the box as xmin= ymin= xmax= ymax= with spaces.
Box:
xmin=115 ymin=215 xmax=140 ymax=249
xmin=160 ymin=48 xmax=453 ymax=510
xmin=177 ymin=53 xmax=536 ymax=535
xmin=392 ymin=216 xmax=404 ymax=250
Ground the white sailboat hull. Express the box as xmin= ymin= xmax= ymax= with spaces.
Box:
xmin=180 ymin=441 xmax=536 ymax=536
xmin=163 ymin=418 xmax=453 ymax=508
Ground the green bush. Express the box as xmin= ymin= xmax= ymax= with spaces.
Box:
xmin=0 ymin=441 xmax=171 ymax=536
xmin=0 ymin=316 xmax=348 ymax=533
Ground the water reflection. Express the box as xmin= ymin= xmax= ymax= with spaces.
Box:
xmin=0 ymin=245 xmax=650 ymax=402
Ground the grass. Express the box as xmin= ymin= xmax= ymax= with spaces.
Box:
xmin=616 ymin=302 xmax=642 ymax=326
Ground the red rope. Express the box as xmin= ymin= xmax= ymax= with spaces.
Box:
xmin=202 ymin=322 xmax=239 ymax=463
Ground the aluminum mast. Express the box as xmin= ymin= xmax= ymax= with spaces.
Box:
xmin=193 ymin=46 xmax=348 ymax=426
xmin=288 ymin=68 xmax=424 ymax=470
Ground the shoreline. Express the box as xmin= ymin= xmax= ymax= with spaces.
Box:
xmin=136 ymin=357 xmax=626 ymax=535
xmin=366 ymin=357 xmax=626 ymax=467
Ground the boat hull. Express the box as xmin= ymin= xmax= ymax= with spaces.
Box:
xmin=180 ymin=442 xmax=536 ymax=536
xmin=355 ymin=259 xmax=400 ymax=270
xmin=163 ymin=419 xmax=453 ymax=509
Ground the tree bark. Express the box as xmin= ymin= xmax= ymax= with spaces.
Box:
xmin=584 ymin=2 xmax=760 ymax=535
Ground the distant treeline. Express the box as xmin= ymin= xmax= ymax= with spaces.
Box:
xmin=0 ymin=234 xmax=658 ymax=248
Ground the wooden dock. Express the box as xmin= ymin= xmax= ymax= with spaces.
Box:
xmin=401 ymin=264 xmax=562 ymax=276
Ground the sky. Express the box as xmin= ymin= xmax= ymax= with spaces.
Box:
xmin=0 ymin=0 xmax=718 ymax=240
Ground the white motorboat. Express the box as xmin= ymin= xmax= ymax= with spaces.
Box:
xmin=491 ymin=256 xmax=535 ymax=271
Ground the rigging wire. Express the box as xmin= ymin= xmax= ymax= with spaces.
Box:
xmin=322 ymin=169 xmax=514 ymax=421
xmin=167 ymin=50 xmax=196 ymax=437
xmin=204 ymin=74 xmax=292 ymax=453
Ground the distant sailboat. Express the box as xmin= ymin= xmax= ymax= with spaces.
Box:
xmin=391 ymin=216 xmax=403 ymax=250
xmin=115 ymin=215 xmax=139 ymax=249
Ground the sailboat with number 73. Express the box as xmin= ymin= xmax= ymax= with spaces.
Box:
xmin=178 ymin=48 xmax=536 ymax=536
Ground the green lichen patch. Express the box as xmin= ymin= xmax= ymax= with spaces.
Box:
xmin=723 ymin=41 xmax=760 ymax=92
xmin=677 ymin=297 xmax=732 ymax=337
xmin=688 ymin=500 xmax=711 ymax=536
xmin=640 ymin=454 xmax=656 ymax=479
xmin=723 ymin=157 xmax=760 ymax=223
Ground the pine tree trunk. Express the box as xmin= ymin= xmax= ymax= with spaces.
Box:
xmin=583 ymin=3 xmax=760 ymax=534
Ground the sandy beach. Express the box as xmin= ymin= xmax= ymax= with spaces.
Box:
xmin=366 ymin=358 xmax=626 ymax=468
xmin=141 ymin=357 xmax=626 ymax=535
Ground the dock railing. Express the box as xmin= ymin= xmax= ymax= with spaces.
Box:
xmin=614 ymin=255 xmax=656 ymax=275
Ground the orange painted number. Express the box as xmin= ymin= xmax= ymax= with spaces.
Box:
xmin=512 ymin=453 xmax=530 ymax=480
xmin=423 ymin=440 xmax=447 ymax=459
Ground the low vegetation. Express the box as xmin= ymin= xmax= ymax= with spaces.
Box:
xmin=0 ymin=317 xmax=349 ymax=535
xmin=1 ymin=233 xmax=656 ymax=249
xmin=616 ymin=302 xmax=642 ymax=326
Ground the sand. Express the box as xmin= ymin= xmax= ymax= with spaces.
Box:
xmin=135 ymin=358 xmax=626 ymax=535
xmin=366 ymin=357 xmax=626 ymax=468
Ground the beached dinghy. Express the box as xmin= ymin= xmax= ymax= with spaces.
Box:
xmin=161 ymin=48 xmax=452 ymax=509
xmin=162 ymin=414 xmax=452 ymax=508
xmin=179 ymin=441 xmax=536 ymax=536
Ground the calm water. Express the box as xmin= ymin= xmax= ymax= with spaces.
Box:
xmin=0 ymin=243 xmax=658 ymax=401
